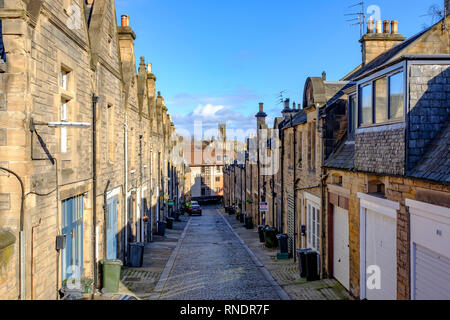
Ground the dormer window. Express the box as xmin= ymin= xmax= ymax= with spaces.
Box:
xmin=357 ymin=70 xmax=404 ymax=127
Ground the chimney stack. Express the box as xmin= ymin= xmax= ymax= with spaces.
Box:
xmin=383 ymin=20 xmax=390 ymax=33
xmin=360 ymin=19 xmax=405 ymax=66
xmin=121 ymin=15 xmax=129 ymax=27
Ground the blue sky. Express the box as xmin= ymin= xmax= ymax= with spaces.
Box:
xmin=115 ymin=0 xmax=442 ymax=140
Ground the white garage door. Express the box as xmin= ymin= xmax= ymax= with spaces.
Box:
xmin=365 ymin=208 xmax=397 ymax=300
xmin=414 ymin=245 xmax=450 ymax=300
xmin=333 ymin=206 xmax=349 ymax=290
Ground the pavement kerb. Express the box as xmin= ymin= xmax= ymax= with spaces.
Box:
xmin=219 ymin=209 xmax=291 ymax=301
xmin=149 ymin=217 xmax=192 ymax=300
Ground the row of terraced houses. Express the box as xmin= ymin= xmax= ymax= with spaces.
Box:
xmin=224 ymin=8 xmax=450 ymax=300
xmin=0 ymin=0 xmax=187 ymax=299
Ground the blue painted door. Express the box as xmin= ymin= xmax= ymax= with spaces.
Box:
xmin=61 ymin=195 xmax=84 ymax=282
xmin=106 ymin=197 xmax=118 ymax=259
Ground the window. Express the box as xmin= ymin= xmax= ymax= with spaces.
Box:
xmin=216 ymin=155 xmax=222 ymax=161
xmin=360 ymin=84 xmax=373 ymax=125
xmin=358 ymin=70 xmax=404 ymax=127
xmin=307 ymin=202 xmax=320 ymax=252
xmin=60 ymin=69 xmax=69 ymax=90
xmin=216 ymin=188 xmax=220 ymax=193
xmin=61 ymin=99 xmax=68 ymax=153
xmin=107 ymin=105 xmax=115 ymax=163
xmin=215 ymin=177 xmax=220 ymax=182
xmin=375 ymin=77 xmax=388 ymax=123
xmin=389 ymin=72 xmax=404 ymax=120
xmin=349 ymin=94 xmax=357 ymax=134
xmin=309 ymin=122 xmax=316 ymax=171
xmin=297 ymin=131 xmax=303 ymax=168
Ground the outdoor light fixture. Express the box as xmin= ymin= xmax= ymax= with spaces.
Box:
xmin=30 ymin=118 xmax=91 ymax=131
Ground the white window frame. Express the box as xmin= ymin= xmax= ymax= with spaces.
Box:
xmin=61 ymin=69 xmax=68 ymax=90
xmin=305 ymin=192 xmax=321 ymax=252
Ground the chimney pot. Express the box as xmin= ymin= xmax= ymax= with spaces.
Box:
xmin=367 ymin=19 xmax=374 ymax=34
xmin=121 ymin=15 xmax=129 ymax=27
xmin=322 ymin=71 xmax=326 ymax=80
xmin=375 ymin=20 xmax=382 ymax=34
xmin=259 ymin=103 xmax=264 ymax=112
xmin=147 ymin=63 xmax=152 ymax=73
xmin=383 ymin=20 xmax=390 ymax=34
xmin=391 ymin=20 xmax=399 ymax=34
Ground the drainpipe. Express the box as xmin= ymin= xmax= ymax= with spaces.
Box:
xmin=31 ymin=218 xmax=42 ymax=300
xmin=0 ymin=167 xmax=25 ymax=300
xmin=124 ymin=124 xmax=129 ymax=262
xmin=92 ymin=94 xmax=99 ymax=296
xmin=291 ymin=115 xmax=298 ymax=262
xmin=318 ymin=111 xmax=328 ymax=278
xmin=103 ymin=180 xmax=111 ymax=259
xmin=280 ymin=127 xmax=285 ymax=234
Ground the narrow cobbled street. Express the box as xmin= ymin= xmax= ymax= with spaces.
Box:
xmin=151 ymin=206 xmax=285 ymax=300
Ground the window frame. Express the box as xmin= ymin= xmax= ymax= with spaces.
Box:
xmin=356 ymin=64 xmax=406 ymax=129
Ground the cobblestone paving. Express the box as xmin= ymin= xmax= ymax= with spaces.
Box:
xmin=153 ymin=206 xmax=283 ymax=300
xmin=224 ymin=211 xmax=351 ymax=300
xmin=112 ymin=217 xmax=189 ymax=300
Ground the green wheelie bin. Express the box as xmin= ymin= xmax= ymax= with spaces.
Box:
xmin=101 ymin=259 xmax=123 ymax=293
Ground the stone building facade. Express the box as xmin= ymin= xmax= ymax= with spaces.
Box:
xmin=0 ymin=0 xmax=185 ymax=300
xmin=223 ymin=12 xmax=450 ymax=300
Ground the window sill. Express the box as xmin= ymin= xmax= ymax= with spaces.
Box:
xmin=358 ymin=119 xmax=404 ymax=130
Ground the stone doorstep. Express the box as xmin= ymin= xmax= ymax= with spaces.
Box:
xmin=224 ymin=212 xmax=351 ymax=300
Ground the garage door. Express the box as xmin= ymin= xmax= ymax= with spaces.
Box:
xmin=333 ymin=206 xmax=349 ymax=290
xmin=365 ymin=208 xmax=397 ymax=300
xmin=414 ymin=245 xmax=450 ymax=299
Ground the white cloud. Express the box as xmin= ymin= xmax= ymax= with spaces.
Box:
xmin=193 ymin=104 xmax=225 ymax=117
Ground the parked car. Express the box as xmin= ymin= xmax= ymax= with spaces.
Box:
xmin=189 ymin=204 xmax=202 ymax=216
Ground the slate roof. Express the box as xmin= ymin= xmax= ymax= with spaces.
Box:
xmin=408 ymin=120 xmax=450 ymax=184
xmin=324 ymin=139 xmax=355 ymax=171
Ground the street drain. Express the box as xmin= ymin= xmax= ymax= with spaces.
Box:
xmin=123 ymin=277 xmax=141 ymax=282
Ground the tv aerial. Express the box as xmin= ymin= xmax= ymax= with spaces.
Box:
xmin=345 ymin=1 xmax=366 ymax=38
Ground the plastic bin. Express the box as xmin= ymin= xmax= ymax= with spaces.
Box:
xmin=101 ymin=259 xmax=123 ymax=293
xmin=305 ymin=251 xmax=320 ymax=281
xmin=296 ymin=249 xmax=312 ymax=278
xmin=257 ymin=225 xmax=266 ymax=243
xmin=128 ymin=243 xmax=144 ymax=267
xmin=276 ymin=234 xmax=289 ymax=254
xmin=264 ymin=227 xmax=278 ymax=248
xmin=157 ymin=221 xmax=166 ymax=236
xmin=166 ymin=217 xmax=174 ymax=230
xmin=245 ymin=216 xmax=254 ymax=229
